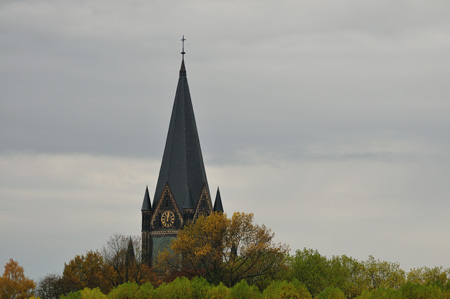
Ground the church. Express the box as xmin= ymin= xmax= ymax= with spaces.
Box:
xmin=141 ymin=39 xmax=224 ymax=266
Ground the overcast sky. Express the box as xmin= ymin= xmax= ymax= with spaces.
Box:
xmin=1 ymin=0 xmax=450 ymax=282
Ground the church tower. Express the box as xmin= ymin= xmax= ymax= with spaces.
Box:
xmin=141 ymin=38 xmax=224 ymax=266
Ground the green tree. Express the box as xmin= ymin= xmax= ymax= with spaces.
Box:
xmin=158 ymin=212 xmax=288 ymax=287
xmin=286 ymin=250 xmax=406 ymax=298
xmin=400 ymin=282 xmax=446 ymax=299
xmin=60 ymin=290 xmax=81 ymax=299
xmin=153 ymin=277 xmax=193 ymax=299
xmin=228 ymin=280 xmax=260 ymax=299
xmin=329 ymin=254 xmax=367 ymax=298
xmin=262 ymin=280 xmax=312 ymax=299
xmin=286 ymin=248 xmax=332 ymax=297
xmin=205 ymin=283 xmax=229 ymax=299
xmin=135 ymin=282 xmax=154 ymax=299
xmin=316 ymin=287 xmax=346 ymax=299
xmin=407 ymin=266 xmax=450 ymax=286
xmin=190 ymin=277 xmax=210 ymax=299
xmin=107 ymin=282 xmax=139 ymax=299
xmin=0 ymin=258 xmax=36 ymax=299
xmin=363 ymin=256 xmax=405 ymax=290
xmin=356 ymin=287 xmax=401 ymax=299
xmin=79 ymin=288 xmax=107 ymax=299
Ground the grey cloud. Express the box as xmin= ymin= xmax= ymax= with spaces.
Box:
xmin=1 ymin=0 xmax=450 ymax=281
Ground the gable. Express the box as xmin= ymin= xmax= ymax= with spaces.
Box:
xmin=151 ymin=183 xmax=184 ymax=229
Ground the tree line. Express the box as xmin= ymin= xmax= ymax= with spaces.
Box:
xmin=1 ymin=212 xmax=450 ymax=298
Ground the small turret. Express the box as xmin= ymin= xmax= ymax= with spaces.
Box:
xmin=213 ymin=187 xmax=224 ymax=213
xmin=141 ymin=186 xmax=152 ymax=212
xmin=141 ymin=186 xmax=153 ymax=265
xmin=141 ymin=186 xmax=152 ymax=231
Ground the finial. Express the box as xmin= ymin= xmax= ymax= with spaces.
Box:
xmin=181 ymin=35 xmax=186 ymax=58
xmin=180 ymin=35 xmax=187 ymax=75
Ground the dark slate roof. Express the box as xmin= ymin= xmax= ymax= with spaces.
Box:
xmin=141 ymin=186 xmax=151 ymax=211
xmin=213 ymin=187 xmax=224 ymax=212
xmin=153 ymin=59 xmax=210 ymax=211
xmin=185 ymin=188 xmax=195 ymax=210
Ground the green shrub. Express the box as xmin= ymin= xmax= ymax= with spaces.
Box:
xmin=262 ymin=280 xmax=312 ymax=299
xmin=400 ymin=282 xmax=446 ymax=299
xmin=316 ymin=287 xmax=346 ymax=299
xmin=356 ymin=287 xmax=401 ymax=299
xmin=191 ymin=276 xmax=210 ymax=299
xmin=153 ymin=277 xmax=193 ymax=299
xmin=136 ymin=282 xmax=155 ymax=298
xmin=205 ymin=283 xmax=229 ymax=299
xmin=61 ymin=290 xmax=82 ymax=299
xmin=107 ymin=282 xmax=139 ymax=299
xmin=80 ymin=287 xmax=107 ymax=299
xmin=61 ymin=288 xmax=107 ymax=299
xmin=228 ymin=280 xmax=261 ymax=299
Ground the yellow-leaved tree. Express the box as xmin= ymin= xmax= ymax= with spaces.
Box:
xmin=61 ymin=250 xmax=114 ymax=294
xmin=0 ymin=258 xmax=35 ymax=299
xmin=157 ymin=212 xmax=288 ymax=287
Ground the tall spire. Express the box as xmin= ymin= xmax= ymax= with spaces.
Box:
xmin=153 ymin=41 xmax=209 ymax=211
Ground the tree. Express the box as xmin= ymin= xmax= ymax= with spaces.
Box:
xmin=262 ymin=280 xmax=312 ymax=299
xmin=101 ymin=234 xmax=155 ymax=286
xmin=157 ymin=212 xmax=288 ymax=287
xmin=153 ymin=277 xmax=194 ymax=299
xmin=286 ymin=250 xmax=405 ymax=298
xmin=0 ymin=258 xmax=36 ymax=299
xmin=356 ymin=288 xmax=402 ymax=299
xmin=227 ymin=280 xmax=260 ymax=299
xmin=286 ymin=248 xmax=332 ymax=297
xmin=107 ymin=282 xmax=139 ymax=299
xmin=60 ymin=287 xmax=107 ymax=299
xmin=36 ymin=273 xmax=65 ymax=299
xmin=316 ymin=287 xmax=346 ymax=299
xmin=205 ymin=283 xmax=229 ymax=299
xmin=363 ymin=256 xmax=405 ymax=290
xmin=400 ymin=282 xmax=446 ymax=299
xmin=407 ymin=266 xmax=450 ymax=286
xmin=61 ymin=251 xmax=114 ymax=294
xmin=329 ymin=254 xmax=367 ymax=298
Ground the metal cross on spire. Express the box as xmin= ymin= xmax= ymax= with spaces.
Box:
xmin=181 ymin=35 xmax=186 ymax=58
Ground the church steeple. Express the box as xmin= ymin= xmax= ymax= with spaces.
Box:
xmin=152 ymin=39 xmax=210 ymax=214
xmin=142 ymin=38 xmax=223 ymax=267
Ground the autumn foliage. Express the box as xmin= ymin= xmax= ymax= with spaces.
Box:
xmin=4 ymin=211 xmax=450 ymax=298
xmin=0 ymin=258 xmax=35 ymax=299
xmin=35 ymin=237 xmax=157 ymax=297
xmin=61 ymin=251 xmax=114 ymax=294
xmin=157 ymin=212 xmax=289 ymax=287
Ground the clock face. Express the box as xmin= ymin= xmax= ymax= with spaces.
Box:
xmin=161 ymin=211 xmax=175 ymax=228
